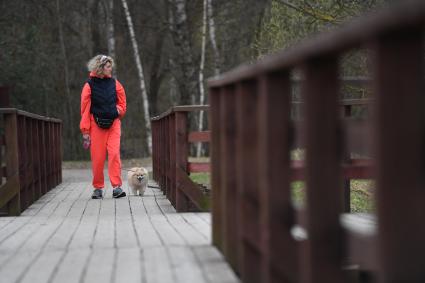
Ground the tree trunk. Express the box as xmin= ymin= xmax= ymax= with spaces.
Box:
xmin=207 ymin=0 xmax=220 ymax=76
xmin=121 ymin=0 xmax=152 ymax=154
xmin=169 ymin=0 xmax=198 ymax=106
xmin=56 ymin=0 xmax=77 ymax=157
xmin=196 ymin=0 xmax=208 ymax=157
xmin=148 ymin=36 xmax=165 ymax=116
xmin=105 ymin=0 xmax=116 ymax=60
xmin=90 ymin=0 xmax=102 ymax=56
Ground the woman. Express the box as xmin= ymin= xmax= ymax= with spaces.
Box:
xmin=80 ymin=55 xmax=127 ymax=199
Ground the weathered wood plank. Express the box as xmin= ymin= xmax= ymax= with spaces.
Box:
xmin=0 ymin=184 xmax=72 ymax=255
xmin=50 ymin=249 xmax=91 ymax=283
xmin=18 ymin=184 xmax=84 ymax=252
xmin=68 ymin=197 xmax=101 ymax=249
xmin=142 ymin=193 xmax=186 ymax=246
xmin=0 ymin=179 xmax=236 ymax=283
xmin=114 ymin=248 xmax=143 ymax=283
xmin=116 ymin=195 xmax=139 ymax=249
xmin=193 ymin=246 xmax=240 ymax=283
xmin=45 ymin=183 xmax=91 ymax=250
xmin=144 ymin=246 xmax=175 ymax=283
xmin=168 ymin=246 xmax=208 ymax=283
xmin=128 ymin=197 xmax=163 ymax=247
xmin=0 ymin=184 xmax=82 ymax=281
xmin=0 ymin=183 xmax=67 ymax=246
xmin=180 ymin=213 xmax=211 ymax=241
xmin=83 ymin=249 xmax=115 ymax=283
xmin=0 ymin=216 xmax=16 ymax=230
xmin=0 ymin=250 xmax=39 ymax=283
xmin=197 ymin=212 xmax=211 ymax=224
xmin=156 ymin=197 xmax=208 ymax=245
xmin=20 ymin=250 xmax=64 ymax=283
xmin=92 ymin=197 xmax=115 ymax=249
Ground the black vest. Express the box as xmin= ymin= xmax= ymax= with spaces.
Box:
xmin=88 ymin=77 xmax=119 ymax=119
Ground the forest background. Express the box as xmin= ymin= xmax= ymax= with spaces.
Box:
xmin=0 ymin=0 xmax=388 ymax=160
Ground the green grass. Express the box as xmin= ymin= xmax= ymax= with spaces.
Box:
xmin=190 ymin=172 xmax=210 ymax=185
xmin=291 ymin=180 xmax=375 ymax=213
xmin=186 ymin=172 xmax=375 ymax=213
xmin=291 ymin=181 xmax=306 ymax=206
xmin=350 ymin=179 xmax=375 ymax=212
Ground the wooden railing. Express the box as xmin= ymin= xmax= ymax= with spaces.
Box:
xmin=208 ymin=1 xmax=425 ymax=282
xmin=292 ymin=90 xmax=372 ymax=213
xmin=0 ymin=109 xmax=62 ymax=216
xmin=151 ymin=105 xmax=210 ymax=212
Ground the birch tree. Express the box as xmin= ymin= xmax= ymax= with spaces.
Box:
xmin=105 ymin=0 xmax=116 ymax=61
xmin=121 ymin=0 xmax=152 ymax=154
xmin=196 ymin=0 xmax=208 ymax=157
xmin=207 ymin=0 xmax=220 ymax=76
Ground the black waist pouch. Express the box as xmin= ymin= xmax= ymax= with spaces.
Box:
xmin=94 ymin=115 xmax=114 ymax=129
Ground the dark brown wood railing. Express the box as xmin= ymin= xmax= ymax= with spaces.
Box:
xmin=208 ymin=1 xmax=425 ymax=282
xmin=151 ymin=105 xmax=210 ymax=212
xmin=0 ymin=109 xmax=62 ymax=216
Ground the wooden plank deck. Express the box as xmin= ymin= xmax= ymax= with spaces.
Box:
xmin=0 ymin=170 xmax=239 ymax=283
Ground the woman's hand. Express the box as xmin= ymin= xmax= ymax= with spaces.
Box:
xmin=82 ymin=134 xmax=91 ymax=149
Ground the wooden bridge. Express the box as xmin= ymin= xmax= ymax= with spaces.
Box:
xmin=0 ymin=170 xmax=238 ymax=283
xmin=1 ymin=1 xmax=425 ymax=283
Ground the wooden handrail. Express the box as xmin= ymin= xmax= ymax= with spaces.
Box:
xmin=208 ymin=1 xmax=425 ymax=282
xmin=0 ymin=108 xmax=62 ymax=123
xmin=151 ymin=105 xmax=209 ymax=121
xmin=0 ymin=109 xmax=62 ymax=216
xmin=151 ymin=106 xmax=210 ymax=212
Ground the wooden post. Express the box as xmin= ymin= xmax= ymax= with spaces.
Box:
xmin=152 ymin=121 xmax=157 ymax=181
xmin=51 ymin=121 xmax=56 ymax=187
xmin=40 ymin=121 xmax=47 ymax=194
xmin=301 ymin=56 xmax=343 ymax=283
xmin=220 ymin=85 xmax=239 ymax=271
xmin=175 ymin=112 xmax=189 ymax=211
xmin=4 ymin=112 xmax=21 ymax=215
xmin=58 ymin=122 xmax=63 ymax=184
xmin=166 ymin=116 xmax=171 ymax=200
xmin=158 ymin=120 xmax=162 ymax=188
xmin=32 ymin=119 xmax=41 ymax=200
xmin=44 ymin=121 xmax=50 ymax=190
xmin=170 ymin=114 xmax=177 ymax=207
xmin=210 ymin=87 xmax=223 ymax=250
xmin=258 ymin=71 xmax=297 ymax=283
xmin=343 ymin=105 xmax=352 ymax=213
xmin=49 ymin=122 xmax=54 ymax=188
xmin=0 ymin=136 xmax=3 ymax=187
xmin=18 ymin=115 xmax=28 ymax=210
xmin=26 ymin=117 xmax=35 ymax=204
xmin=161 ymin=119 xmax=166 ymax=194
xmin=374 ymin=29 xmax=425 ymax=283
xmin=236 ymin=80 xmax=261 ymax=283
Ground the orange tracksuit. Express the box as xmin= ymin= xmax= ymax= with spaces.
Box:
xmin=80 ymin=72 xmax=127 ymax=189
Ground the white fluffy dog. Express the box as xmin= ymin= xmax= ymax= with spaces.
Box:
xmin=127 ymin=167 xmax=149 ymax=196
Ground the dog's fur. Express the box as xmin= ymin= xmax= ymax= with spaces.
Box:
xmin=127 ymin=167 xmax=149 ymax=196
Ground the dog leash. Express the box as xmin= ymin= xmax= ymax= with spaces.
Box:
xmin=121 ymin=168 xmax=139 ymax=172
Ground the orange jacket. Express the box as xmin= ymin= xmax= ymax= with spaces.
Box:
xmin=80 ymin=72 xmax=127 ymax=134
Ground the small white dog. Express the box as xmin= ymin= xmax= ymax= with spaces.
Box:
xmin=127 ymin=167 xmax=149 ymax=196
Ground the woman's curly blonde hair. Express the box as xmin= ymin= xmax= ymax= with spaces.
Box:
xmin=87 ymin=55 xmax=114 ymax=75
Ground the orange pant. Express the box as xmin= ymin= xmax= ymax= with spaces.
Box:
xmin=90 ymin=116 xmax=122 ymax=189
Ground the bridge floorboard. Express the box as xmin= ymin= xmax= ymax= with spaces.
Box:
xmin=0 ymin=170 xmax=239 ymax=283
